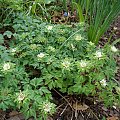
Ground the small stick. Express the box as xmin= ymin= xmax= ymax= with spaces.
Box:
xmin=0 ymin=112 xmax=6 ymax=120
xmin=80 ymin=111 xmax=84 ymax=119
xmin=70 ymin=111 xmax=73 ymax=120
xmin=53 ymin=88 xmax=74 ymax=110
xmin=86 ymin=112 xmax=91 ymax=120
xmin=75 ymin=101 xmax=78 ymax=119
xmin=56 ymin=103 xmax=64 ymax=109
xmin=89 ymin=108 xmax=100 ymax=120
xmin=60 ymin=104 xmax=68 ymax=116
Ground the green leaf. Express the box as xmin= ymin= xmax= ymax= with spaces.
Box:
xmin=0 ymin=34 xmax=4 ymax=44
xmin=40 ymin=87 xmax=51 ymax=94
xmin=44 ymin=0 xmax=55 ymax=4
xmin=3 ymin=31 xmax=13 ymax=38
xmin=72 ymin=2 xmax=84 ymax=22
xmin=0 ymin=102 xmax=8 ymax=110
xmin=30 ymin=78 xmax=43 ymax=87
xmin=55 ymin=80 xmax=63 ymax=88
xmin=48 ymin=81 xmax=55 ymax=90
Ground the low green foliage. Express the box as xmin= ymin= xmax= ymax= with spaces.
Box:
xmin=0 ymin=0 xmax=56 ymax=24
xmin=0 ymin=0 xmax=23 ymax=24
xmin=0 ymin=14 xmax=120 ymax=119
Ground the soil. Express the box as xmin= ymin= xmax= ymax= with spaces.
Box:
xmin=0 ymin=16 xmax=120 ymax=120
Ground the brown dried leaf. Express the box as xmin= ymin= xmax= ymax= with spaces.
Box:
xmin=73 ymin=103 xmax=89 ymax=111
xmin=107 ymin=116 xmax=119 ymax=120
xmin=9 ymin=111 xmax=19 ymax=117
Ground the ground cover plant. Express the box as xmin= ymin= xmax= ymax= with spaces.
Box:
xmin=0 ymin=0 xmax=60 ymax=24
xmin=0 ymin=13 xmax=120 ymax=119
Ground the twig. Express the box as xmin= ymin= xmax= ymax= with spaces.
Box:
xmin=113 ymin=78 xmax=120 ymax=86
xmin=0 ymin=112 xmax=6 ymax=120
xmin=86 ymin=112 xmax=91 ymax=120
xmin=53 ymin=88 xmax=74 ymax=110
xmin=80 ymin=111 xmax=84 ymax=119
xmin=89 ymin=108 xmax=100 ymax=120
xmin=56 ymin=103 xmax=64 ymax=109
xmin=75 ymin=101 xmax=78 ymax=119
xmin=60 ymin=104 xmax=68 ymax=116
xmin=70 ymin=111 xmax=73 ymax=120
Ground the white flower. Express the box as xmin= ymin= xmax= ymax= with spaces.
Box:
xmin=74 ymin=34 xmax=83 ymax=41
xmin=113 ymin=27 xmax=117 ymax=30
xmin=37 ymin=53 xmax=45 ymax=59
xmin=113 ymin=105 xmax=117 ymax=109
xmin=42 ymin=102 xmax=53 ymax=113
xmin=111 ymin=46 xmax=118 ymax=52
xmin=47 ymin=26 xmax=53 ymax=30
xmin=62 ymin=60 xmax=70 ymax=68
xmin=100 ymin=79 xmax=107 ymax=87
xmin=11 ymin=48 xmax=17 ymax=55
xmin=80 ymin=60 xmax=87 ymax=68
xmin=95 ymin=51 xmax=102 ymax=58
xmin=17 ymin=91 xmax=25 ymax=101
xmin=11 ymin=48 xmax=16 ymax=53
xmin=3 ymin=63 xmax=11 ymax=71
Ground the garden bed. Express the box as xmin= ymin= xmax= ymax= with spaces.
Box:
xmin=0 ymin=1 xmax=120 ymax=120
